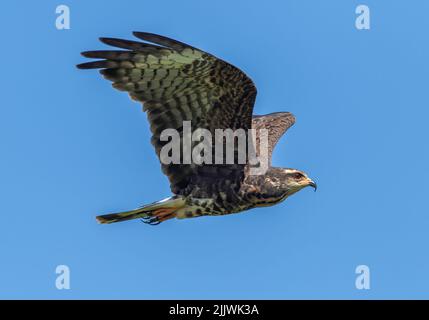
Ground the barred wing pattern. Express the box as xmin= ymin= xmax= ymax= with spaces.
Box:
xmin=77 ymin=32 xmax=257 ymax=197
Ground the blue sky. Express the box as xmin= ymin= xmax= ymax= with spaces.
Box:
xmin=1 ymin=0 xmax=428 ymax=299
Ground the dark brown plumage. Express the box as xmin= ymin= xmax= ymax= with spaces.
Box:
xmin=77 ymin=32 xmax=316 ymax=225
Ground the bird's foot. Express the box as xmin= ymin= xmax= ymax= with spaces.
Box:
xmin=141 ymin=208 xmax=176 ymax=225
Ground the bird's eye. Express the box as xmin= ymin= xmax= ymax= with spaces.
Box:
xmin=293 ymin=173 xmax=304 ymax=180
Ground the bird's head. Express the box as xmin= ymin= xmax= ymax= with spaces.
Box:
xmin=281 ymin=168 xmax=317 ymax=196
xmin=251 ymin=167 xmax=317 ymax=207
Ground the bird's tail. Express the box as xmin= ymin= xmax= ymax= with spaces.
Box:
xmin=96 ymin=196 xmax=186 ymax=225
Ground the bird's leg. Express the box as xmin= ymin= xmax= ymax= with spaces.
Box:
xmin=141 ymin=207 xmax=177 ymax=225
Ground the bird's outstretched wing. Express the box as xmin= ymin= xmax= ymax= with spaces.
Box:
xmin=77 ymin=32 xmax=257 ymax=197
xmin=251 ymin=112 xmax=295 ymax=165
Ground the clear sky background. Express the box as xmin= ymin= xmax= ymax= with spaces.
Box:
xmin=1 ymin=0 xmax=428 ymax=299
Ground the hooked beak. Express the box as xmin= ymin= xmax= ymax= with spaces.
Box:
xmin=308 ymin=179 xmax=317 ymax=192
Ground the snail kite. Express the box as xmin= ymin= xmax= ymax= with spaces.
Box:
xmin=77 ymin=32 xmax=316 ymax=225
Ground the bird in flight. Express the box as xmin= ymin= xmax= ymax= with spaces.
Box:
xmin=77 ymin=32 xmax=316 ymax=225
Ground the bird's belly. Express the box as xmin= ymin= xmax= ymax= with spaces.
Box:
xmin=175 ymin=194 xmax=253 ymax=219
xmin=175 ymin=200 xmax=214 ymax=219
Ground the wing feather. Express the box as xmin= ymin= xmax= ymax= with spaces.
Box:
xmin=77 ymin=32 xmax=257 ymax=197
xmin=251 ymin=112 xmax=296 ymax=165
